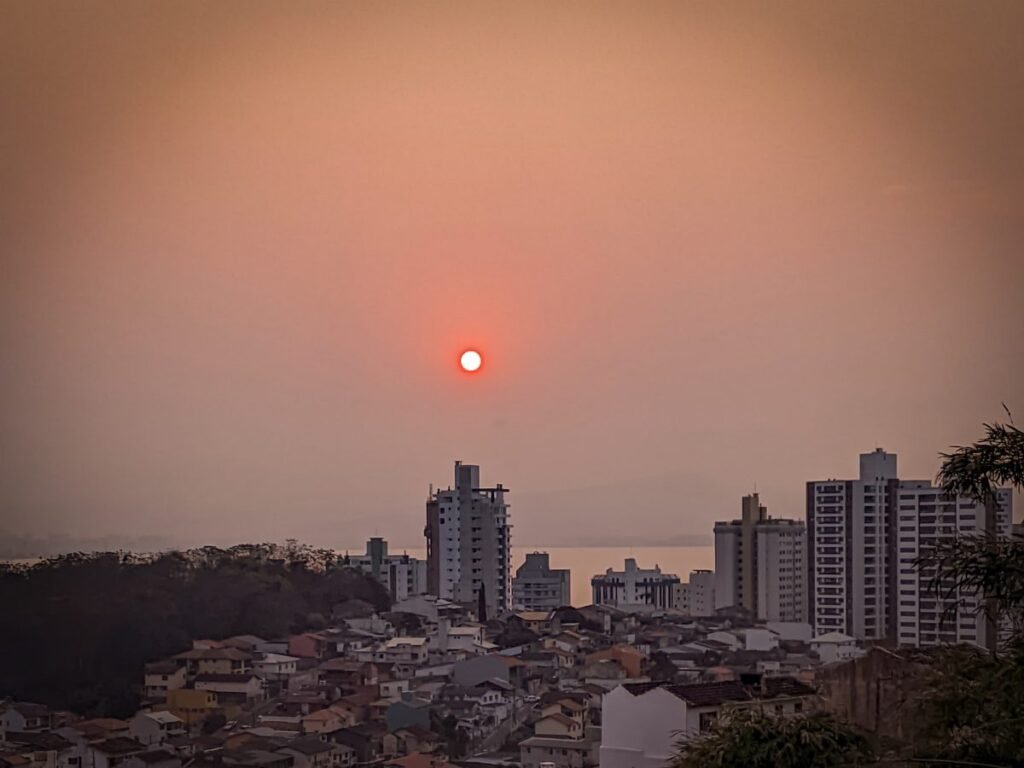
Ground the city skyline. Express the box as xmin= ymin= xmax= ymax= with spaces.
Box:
xmin=3 ymin=2 xmax=1024 ymax=762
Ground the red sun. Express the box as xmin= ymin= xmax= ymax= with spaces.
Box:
xmin=459 ymin=349 xmax=483 ymax=373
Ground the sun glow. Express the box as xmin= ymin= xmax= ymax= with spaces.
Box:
xmin=460 ymin=349 xmax=482 ymax=372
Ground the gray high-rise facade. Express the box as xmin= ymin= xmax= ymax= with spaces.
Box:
xmin=807 ymin=448 xmax=1013 ymax=649
xmin=714 ymin=493 xmax=807 ymax=622
xmin=425 ymin=462 xmax=512 ymax=616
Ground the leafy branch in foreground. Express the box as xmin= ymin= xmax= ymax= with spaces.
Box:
xmin=670 ymin=708 xmax=875 ymax=768
xmin=937 ymin=418 xmax=1024 ymax=504
xmin=915 ymin=412 xmax=1024 ymax=633
xmin=915 ymin=534 xmax=1024 ymax=632
xmin=908 ymin=410 xmax=1024 ymax=765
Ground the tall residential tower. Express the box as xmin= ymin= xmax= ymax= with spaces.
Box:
xmin=714 ymin=493 xmax=807 ymax=622
xmin=425 ymin=462 xmax=512 ymax=616
xmin=807 ymin=448 xmax=1013 ymax=649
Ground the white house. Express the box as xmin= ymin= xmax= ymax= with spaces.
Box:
xmin=142 ymin=663 xmax=188 ymax=702
xmin=705 ymin=628 xmax=779 ymax=653
xmin=765 ymin=622 xmax=813 ymax=642
xmin=254 ymin=653 xmax=299 ymax=680
xmin=128 ymin=711 xmax=185 ymax=746
xmin=433 ymin=626 xmax=485 ymax=654
xmin=86 ymin=738 xmax=147 ymax=768
xmin=534 ymin=713 xmax=583 ymax=739
xmin=741 ymin=628 xmax=780 ymax=652
xmin=193 ymin=674 xmax=264 ymax=705
xmin=811 ymin=632 xmax=864 ymax=664
xmin=0 ymin=702 xmax=52 ymax=733
xmin=391 ymin=595 xmax=462 ymax=623
xmin=521 ymin=736 xmax=593 ymax=768
xmin=356 ymin=637 xmax=429 ymax=665
xmin=600 ymin=679 xmax=815 ymax=768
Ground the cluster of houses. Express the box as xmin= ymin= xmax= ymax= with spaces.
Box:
xmin=2 ymin=593 xmax=885 ymax=768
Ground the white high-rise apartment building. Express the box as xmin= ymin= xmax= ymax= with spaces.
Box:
xmin=714 ymin=494 xmax=807 ymax=622
xmin=757 ymin=520 xmax=807 ymax=623
xmin=807 ymin=449 xmax=897 ymax=641
xmin=425 ymin=462 xmax=512 ymax=616
xmin=892 ymin=482 xmax=1012 ymax=648
xmin=808 ymin=448 xmax=1013 ymax=649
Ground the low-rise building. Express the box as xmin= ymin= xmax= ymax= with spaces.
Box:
xmin=512 ymin=553 xmax=571 ymax=612
xmin=276 ymin=737 xmax=348 ymax=768
xmin=194 ymin=674 xmax=264 ymax=707
xmin=673 ymin=570 xmax=715 ymax=617
xmin=600 ymin=678 xmax=815 ymax=768
xmin=520 ymin=736 xmax=595 ymax=768
xmin=534 ymin=713 xmax=582 ymax=739
xmin=128 ymin=713 xmax=184 ymax=747
xmin=163 ymin=689 xmax=220 ymax=727
xmin=172 ymin=648 xmax=253 ymax=679
xmin=86 ymin=738 xmax=147 ymax=768
xmin=143 ymin=663 xmax=188 ymax=702
xmin=0 ymin=703 xmax=53 ymax=733
xmin=254 ymin=654 xmax=299 ymax=680
xmin=591 ymin=559 xmax=679 ymax=611
xmin=811 ymin=632 xmax=864 ymax=665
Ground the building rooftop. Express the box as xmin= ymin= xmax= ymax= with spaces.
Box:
xmin=519 ymin=736 xmax=591 ymax=749
xmin=195 ymin=673 xmax=259 ymax=684
xmin=2 ymin=732 xmax=71 ymax=751
xmin=621 ymin=676 xmax=815 ymax=706
xmin=132 ymin=750 xmax=179 ymax=765
xmin=174 ymin=648 xmax=252 ymax=661
xmin=279 ymin=738 xmax=336 ymax=756
xmin=93 ymin=738 xmax=146 ymax=756
xmin=537 ymin=713 xmax=577 ymax=728
xmin=139 ymin=711 xmax=183 ymax=725
xmin=812 ymin=632 xmax=856 ymax=643
xmin=383 ymin=753 xmax=455 ymax=768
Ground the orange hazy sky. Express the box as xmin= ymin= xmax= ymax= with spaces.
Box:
xmin=1 ymin=1 xmax=1022 ymax=548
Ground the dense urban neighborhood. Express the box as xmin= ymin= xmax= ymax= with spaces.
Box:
xmin=2 ymin=590 xmax=904 ymax=768
xmin=2 ymin=446 xmax=1021 ymax=768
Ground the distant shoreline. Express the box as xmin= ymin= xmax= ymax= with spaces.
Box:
xmin=1 ymin=541 xmax=713 ymax=562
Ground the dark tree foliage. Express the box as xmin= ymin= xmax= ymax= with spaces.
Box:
xmin=915 ymin=412 xmax=1024 ymax=633
xmin=382 ymin=611 xmax=425 ymax=635
xmin=0 ymin=542 xmax=389 ymax=717
xmin=670 ymin=709 xmax=875 ymax=768
xmin=911 ymin=411 xmax=1024 ymax=764
xmin=937 ymin=417 xmax=1024 ymax=504
xmin=431 ymin=712 xmax=470 ymax=758
xmin=915 ymin=637 xmax=1024 ymax=763
xmin=916 ymin=533 xmax=1024 ymax=633
xmin=644 ymin=650 xmax=678 ymax=682
xmin=493 ymin=626 xmax=538 ymax=649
